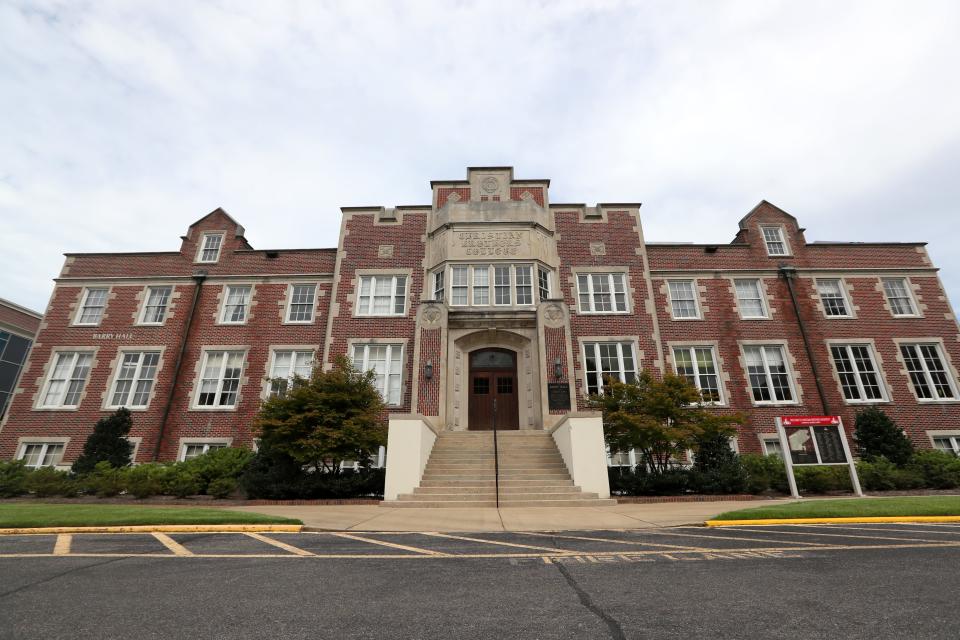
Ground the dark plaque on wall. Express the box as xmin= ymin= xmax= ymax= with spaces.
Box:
xmin=548 ymin=383 xmax=571 ymax=411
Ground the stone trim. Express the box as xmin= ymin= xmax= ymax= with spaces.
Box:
xmin=807 ymin=275 xmax=859 ymax=320
xmin=261 ymin=344 xmax=322 ymax=400
xmin=735 ymin=339 xmax=804 ymax=407
xmin=214 ymin=282 xmax=258 ymax=325
xmin=723 ymin=276 xmax=775 ymax=320
xmin=891 ymin=337 xmax=960 ymax=404
xmin=349 ymin=268 xmax=414 ymax=318
xmin=99 ymin=345 xmax=169 ymax=412
xmin=345 ymin=338 xmax=411 ymax=408
xmin=664 ymin=340 xmax=732 ymax=407
xmin=176 ymin=437 xmax=234 ymax=461
xmin=278 ymin=281 xmax=321 ymax=325
xmin=186 ymin=346 xmax=251 ymax=412
xmin=133 ymin=284 xmax=180 ymax=326
xmin=32 ymin=346 xmax=101 ymax=411
xmin=822 ymin=338 xmax=893 ymax=405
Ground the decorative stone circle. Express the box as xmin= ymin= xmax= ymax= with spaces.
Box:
xmin=481 ymin=176 xmax=499 ymax=193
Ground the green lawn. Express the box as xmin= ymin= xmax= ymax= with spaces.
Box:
xmin=715 ymin=496 xmax=960 ymax=521
xmin=0 ymin=504 xmax=301 ymax=528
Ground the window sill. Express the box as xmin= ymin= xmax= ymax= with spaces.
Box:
xmin=915 ymin=398 xmax=960 ymax=405
xmin=217 ymin=321 xmax=248 ymax=326
xmin=670 ymin=317 xmax=703 ymax=321
xmin=71 ymin=323 xmax=102 ymax=328
xmin=33 ymin=406 xmax=80 ymax=412
xmin=576 ymin=311 xmax=631 ymax=316
xmin=283 ymin=320 xmax=316 ymax=325
xmin=104 ymin=406 xmax=151 ymax=412
xmin=751 ymin=401 xmax=799 ymax=407
xmin=188 ymin=406 xmax=240 ymax=412
xmin=135 ymin=322 xmax=165 ymax=327
xmin=739 ymin=316 xmax=770 ymax=321
xmin=842 ymin=399 xmax=890 ymax=405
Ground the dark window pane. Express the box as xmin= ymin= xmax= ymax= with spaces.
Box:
xmin=473 ymin=378 xmax=489 ymax=395
xmin=0 ymin=361 xmax=18 ymax=392
xmin=1 ymin=336 xmax=30 ymax=365
xmin=496 ymin=377 xmax=513 ymax=394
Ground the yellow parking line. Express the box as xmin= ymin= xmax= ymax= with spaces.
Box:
xmin=244 ymin=532 xmax=314 ymax=556
xmin=422 ymin=532 xmax=576 ymax=554
xmin=629 ymin=528 xmax=831 ymax=547
xmin=707 ymin=516 xmax=960 ymax=526
xmin=331 ymin=532 xmax=450 ymax=556
xmin=152 ymin=532 xmax=193 ymax=556
xmin=53 ymin=534 xmax=72 ymax=555
xmin=520 ymin=531 xmax=710 ymax=551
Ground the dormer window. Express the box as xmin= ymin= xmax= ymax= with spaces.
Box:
xmin=197 ymin=233 xmax=224 ymax=263
xmin=761 ymin=226 xmax=789 ymax=256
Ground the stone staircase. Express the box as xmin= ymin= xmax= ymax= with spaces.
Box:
xmin=383 ymin=431 xmax=617 ymax=508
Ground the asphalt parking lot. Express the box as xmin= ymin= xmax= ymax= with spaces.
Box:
xmin=3 ymin=523 xmax=960 ymax=639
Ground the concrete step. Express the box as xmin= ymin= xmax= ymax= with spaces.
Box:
xmin=419 ymin=479 xmax=575 ymax=488
xmin=414 ymin=485 xmax=580 ymax=495
xmin=497 ymin=498 xmax=618 ymax=507
xmin=382 ymin=500 xmax=498 ymax=508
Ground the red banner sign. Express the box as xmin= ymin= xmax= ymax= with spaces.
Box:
xmin=781 ymin=415 xmax=841 ymax=427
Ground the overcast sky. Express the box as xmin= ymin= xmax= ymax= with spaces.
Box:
xmin=2 ymin=0 xmax=959 ymax=313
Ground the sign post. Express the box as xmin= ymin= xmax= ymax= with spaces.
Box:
xmin=776 ymin=415 xmax=863 ymax=499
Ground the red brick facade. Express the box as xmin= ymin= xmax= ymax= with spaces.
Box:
xmin=2 ymin=168 xmax=958 ymax=465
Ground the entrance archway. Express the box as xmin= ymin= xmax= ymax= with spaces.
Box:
xmin=468 ymin=348 xmax=519 ymax=430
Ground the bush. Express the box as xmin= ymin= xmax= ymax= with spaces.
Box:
xmin=83 ymin=461 xmax=127 ymax=497
xmin=72 ymin=408 xmax=135 ymax=475
xmin=0 ymin=460 xmax=30 ymax=498
xmin=181 ymin=447 xmax=254 ymax=494
xmin=857 ymin=457 xmax=925 ymax=491
xmin=240 ymin=443 xmax=385 ymax=499
xmin=606 ymin=466 xmax=692 ymax=496
xmin=906 ymin=450 xmax=960 ymax=489
xmin=208 ymin=477 xmax=238 ymax=499
xmin=125 ymin=463 xmax=172 ymax=499
xmin=164 ymin=468 xmax=201 ymax=498
xmin=740 ymin=454 xmax=789 ymax=494
xmin=794 ymin=466 xmax=852 ymax=494
xmin=854 ymin=407 xmax=914 ymax=465
xmin=24 ymin=466 xmax=73 ymax=497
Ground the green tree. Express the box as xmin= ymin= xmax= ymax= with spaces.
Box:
xmin=853 ymin=406 xmax=914 ymax=465
xmin=72 ymin=408 xmax=134 ymax=474
xmin=254 ymin=356 xmax=387 ymax=473
xmin=590 ymin=371 xmax=744 ymax=474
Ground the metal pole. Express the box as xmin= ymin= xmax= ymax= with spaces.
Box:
xmin=493 ymin=397 xmax=499 ymax=508
xmin=776 ymin=418 xmax=801 ymax=499
xmin=837 ymin=418 xmax=864 ymax=497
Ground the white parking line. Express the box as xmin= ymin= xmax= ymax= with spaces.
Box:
xmin=331 ymin=532 xmax=450 ymax=556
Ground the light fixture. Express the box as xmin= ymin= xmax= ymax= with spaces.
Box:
xmin=424 ymin=360 xmax=433 ymax=380
xmin=554 ymin=358 xmax=563 ymax=380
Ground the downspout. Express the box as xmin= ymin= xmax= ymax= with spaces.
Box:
xmin=152 ymin=271 xmax=207 ymax=461
xmin=779 ymin=265 xmax=830 ymax=415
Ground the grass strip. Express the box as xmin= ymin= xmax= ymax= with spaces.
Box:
xmin=715 ymin=496 xmax=960 ymax=521
xmin=0 ymin=504 xmax=301 ymax=528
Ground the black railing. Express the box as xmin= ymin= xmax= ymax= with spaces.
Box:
xmin=493 ymin=397 xmax=500 ymax=508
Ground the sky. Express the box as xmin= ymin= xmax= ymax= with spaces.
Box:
xmin=2 ymin=0 xmax=960 ymax=313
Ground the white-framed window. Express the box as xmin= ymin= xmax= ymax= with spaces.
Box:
xmin=494 ymin=265 xmax=512 ymax=305
xmin=18 ymin=442 xmax=66 ymax=468
xmin=829 ymin=344 xmax=885 ymax=402
xmin=932 ymin=435 xmax=960 ymax=457
xmin=900 ymin=343 xmax=957 ymax=401
xmin=817 ymin=279 xmax=850 ymax=317
xmin=607 ymin=447 xmax=638 ymax=468
xmin=195 ymin=350 xmax=245 ymax=407
xmin=433 ymin=270 xmax=445 ymax=302
xmin=181 ymin=442 xmax=227 ymax=461
xmin=342 ymin=445 xmax=387 ymax=471
xmin=667 ymin=280 xmax=700 ymax=319
xmin=286 ymin=283 xmax=317 ymax=323
xmin=357 ymin=275 xmax=407 ymax=316
xmin=883 ymin=278 xmax=917 ymax=316
xmin=196 ymin=233 xmax=224 ymax=263
xmin=220 ymin=285 xmax=252 ymax=324
xmin=583 ymin=342 xmax=637 ymax=395
xmin=577 ymin=273 xmax=628 ymax=313
xmin=538 ymin=267 xmax=551 ymax=301
xmin=75 ymin=288 xmax=108 ymax=325
xmin=40 ymin=351 xmax=94 ymax=408
xmin=451 ymin=266 xmax=468 ymax=305
xmin=761 ymin=226 xmax=788 ymax=256
xmin=515 ymin=265 xmax=533 ymax=305
xmin=672 ymin=346 xmax=722 ymax=403
xmin=268 ymin=349 xmax=314 ymax=397
xmin=108 ymin=351 xmax=160 ymax=408
xmin=351 ymin=344 xmax=404 ymax=406
xmin=141 ymin=286 xmax=172 ymax=324
xmin=734 ymin=279 xmax=767 ymax=319
xmin=473 ymin=266 xmax=489 ymax=305
xmin=761 ymin=436 xmax=783 ymax=457
xmin=743 ymin=345 xmax=796 ymax=404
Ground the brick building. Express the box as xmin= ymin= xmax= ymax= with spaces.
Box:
xmin=2 ymin=166 xmax=959 ymax=500
xmin=0 ymin=298 xmax=41 ymax=420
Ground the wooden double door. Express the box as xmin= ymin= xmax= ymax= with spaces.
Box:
xmin=468 ymin=348 xmax=519 ymax=431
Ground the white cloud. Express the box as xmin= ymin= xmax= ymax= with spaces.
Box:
xmin=1 ymin=0 xmax=959 ymax=311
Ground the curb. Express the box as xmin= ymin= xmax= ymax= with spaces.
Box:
xmin=0 ymin=524 xmax=303 ymax=535
xmin=706 ymin=516 xmax=960 ymax=527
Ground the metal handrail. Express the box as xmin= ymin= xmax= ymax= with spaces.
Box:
xmin=493 ymin=398 xmax=500 ymax=508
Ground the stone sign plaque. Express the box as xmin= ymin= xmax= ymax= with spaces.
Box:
xmin=547 ymin=382 xmax=571 ymax=411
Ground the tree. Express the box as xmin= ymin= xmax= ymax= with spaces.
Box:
xmin=71 ymin=408 xmax=134 ymax=474
xmin=854 ymin=406 xmax=914 ymax=465
xmin=254 ymin=356 xmax=387 ymax=473
xmin=590 ymin=371 xmax=744 ymax=474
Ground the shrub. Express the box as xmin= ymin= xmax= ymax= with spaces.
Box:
xmin=794 ymin=466 xmax=852 ymax=493
xmin=125 ymin=463 xmax=172 ymax=499
xmin=208 ymin=477 xmax=238 ymax=499
xmin=740 ymin=454 xmax=788 ymax=494
xmin=300 ymin=467 xmax=386 ymax=499
xmin=240 ymin=445 xmax=306 ymax=500
xmin=24 ymin=466 xmax=72 ymax=497
xmin=0 ymin=460 xmax=30 ymax=498
xmin=605 ymin=466 xmax=692 ymax=496
xmin=907 ymin=450 xmax=960 ymax=489
xmin=83 ymin=461 xmax=127 ymax=497
xmin=689 ymin=464 xmax=749 ymax=494
xmin=181 ymin=447 xmax=254 ymax=493
xmin=857 ymin=457 xmax=925 ymax=491
xmin=72 ymin=408 xmax=135 ymax=475
xmin=853 ymin=407 xmax=914 ymax=465
xmin=164 ymin=468 xmax=201 ymax=498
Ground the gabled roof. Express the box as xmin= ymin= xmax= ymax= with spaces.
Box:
xmin=737 ymin=200 xmax=799 ymax=229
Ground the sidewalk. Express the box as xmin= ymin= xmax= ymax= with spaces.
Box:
xmin=227 ymin=499 xmax=786 ymax=532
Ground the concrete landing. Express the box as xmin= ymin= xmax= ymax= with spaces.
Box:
xmin=227 ymin=499 xmax=786 ymax=532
